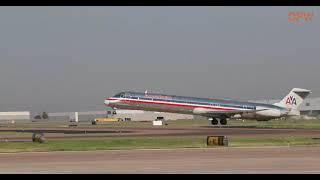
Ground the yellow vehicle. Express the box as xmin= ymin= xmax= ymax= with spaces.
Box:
xmin=91 ymin=118 xmax=119 ymax=125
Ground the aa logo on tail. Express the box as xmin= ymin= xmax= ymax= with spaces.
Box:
xmin=286 ymin=96 xmax=297 ymax=105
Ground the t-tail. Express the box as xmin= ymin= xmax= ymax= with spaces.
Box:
xmin=273 ymin=88 xmax=312 ymax=116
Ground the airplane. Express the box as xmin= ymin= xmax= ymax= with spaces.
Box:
xmin=104 ymin=88 xmax=311 ymax=125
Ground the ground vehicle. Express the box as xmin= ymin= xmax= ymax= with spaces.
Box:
xmin=91 ymin=118 xmax=119 ymax=125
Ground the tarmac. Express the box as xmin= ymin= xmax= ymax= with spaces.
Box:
xmin=1 ymin=125 xmax=320 ymax=173
xmin=1 ymin=126 xmax=320 ymax=141
xmin=1 ymin=146 xmax=320 ymax=173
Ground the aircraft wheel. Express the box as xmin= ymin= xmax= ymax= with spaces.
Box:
xmin=211 ymin=118 xmax=218 ymax=125
xmin=220 ymin=119 xmax=227 ymax=125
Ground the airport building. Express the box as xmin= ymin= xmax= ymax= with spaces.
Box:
xmin=48 ymin=111 xmax=107 ymax=122
xmin=110 ymin=110 xmax=193 ymax=121
xmin=0 ymin=111 xmax=30 ymax=121
xmin=300 ymin=97 xmax=320 ymax=117
xmin=47 ymin=109 xmax=193 ymax=122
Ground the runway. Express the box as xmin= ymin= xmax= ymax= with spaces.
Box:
xmin=1 ymin=125 xmax=320 ymax=173
xmin=0 ymin=127 xmax=320 ymax=142
xmin=1 ymin=146 xmax=320 ymax=173
xmin=1 ymin=126 xmax=320 ymax=141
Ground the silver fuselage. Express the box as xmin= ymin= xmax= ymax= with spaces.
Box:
xmin=105 ymin=91 xmax=289 ymax=121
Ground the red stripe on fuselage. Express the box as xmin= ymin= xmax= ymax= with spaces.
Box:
xmin=106 ymin=97 xmax=237 ymax=111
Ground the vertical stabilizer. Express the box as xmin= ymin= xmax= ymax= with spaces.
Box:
xmin=274 ymin=88 xmax=311 ymax=110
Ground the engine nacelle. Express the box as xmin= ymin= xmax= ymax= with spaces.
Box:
xmin=287 ymin=109 xmax=300 ymax=116
xmin=255 ymin=109 xmax=281 ymax=118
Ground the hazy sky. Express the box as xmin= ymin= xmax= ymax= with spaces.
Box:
xmin=0 ymin=6 xmax=319 ymax=113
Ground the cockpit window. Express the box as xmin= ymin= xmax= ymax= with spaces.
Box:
xmin=113 ymin=92 xmax=125 ymax=98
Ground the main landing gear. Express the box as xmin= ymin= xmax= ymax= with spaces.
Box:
xmin=211 ymin=118 xmax=219 ymax=125
xmin=210 ymin=118 xmax=227 ymax=125
xmin=220 ymin=118 xmax=227 ymax=125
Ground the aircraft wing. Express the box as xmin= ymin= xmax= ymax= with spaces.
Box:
xmin=193 ymin=108 xmax=268 ymax=117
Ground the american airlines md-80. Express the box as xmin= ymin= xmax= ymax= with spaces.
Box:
xmin=104 ymin=88 xmax=311 ymax=125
